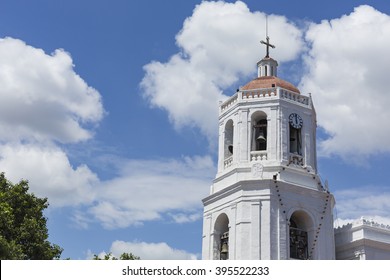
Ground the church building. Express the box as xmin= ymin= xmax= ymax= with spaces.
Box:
xmin=201 ymin=36 xmax=390 ymax=260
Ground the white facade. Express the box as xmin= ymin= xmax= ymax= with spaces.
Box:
xmin=202 ymin=53 xmax=336 ymax=260
xmin=335 ymin=218 xmax=390 ymax=260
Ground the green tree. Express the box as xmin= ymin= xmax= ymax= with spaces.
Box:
xmin=0 ymin=172 xmax=63 ymax=259
xmin=119 ymin=252 xmax=140 ymax=260
xmin=93 ymin=252 xmax=140 ymax=260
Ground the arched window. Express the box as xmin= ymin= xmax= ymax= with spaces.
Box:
xmin=214 ymin=213 xmax=229 ymax=260
xmin=251 ymin=112 xmax=267 ymax=152
xmin=289 ymin=126 xmax=302 ymax=155
xmin=289 ymin=211 xmax=313 ymax=260
xmin=224 ymin=120 xmax=234 ymax=159
xmin=220 ymin=231 xmax=229 ymax=260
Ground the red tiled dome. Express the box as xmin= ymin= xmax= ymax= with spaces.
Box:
xmin=241 ymin=76 xmax=300 ymax=94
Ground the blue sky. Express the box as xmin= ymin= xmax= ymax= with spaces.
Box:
xmin=0 ymin=0 xmax=390 ymax=259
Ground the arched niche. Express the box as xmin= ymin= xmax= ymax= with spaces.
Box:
xmin=251 ymin=111 xmax=268 ymax=152
xmin=214 ymin=213 xmax=229 ymax=260
xmin=289 ymin=126 xmax=302 ymax=155
xmin=289 ymin=210 xmax=314 ymax=260
xmin=224 ymin=119 xmax=234 ymax=160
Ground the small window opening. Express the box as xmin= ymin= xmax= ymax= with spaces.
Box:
xmin=224 ymin=120 xmax=234 ymax=159
xmin=289 ymin=126 xmax=302 ymax=155
xmin=214 ymin=214 xmax=229 ymax=260
xmin=289 ymin=219 xmax=308 ymax=260
xmin=220 ymin=231 xmax=229 ymax=260
xmin=252 ymin=119 xmax=267 ymax=151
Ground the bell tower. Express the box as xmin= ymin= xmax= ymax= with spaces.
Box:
xmin=202 ymin=36 xmax=335 ymax=260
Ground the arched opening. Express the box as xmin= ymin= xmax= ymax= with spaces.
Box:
xmin=251 ymin=112 xmax=267 ymax=152
xmin=289 ymin=126 xmax=302 ymax=155
xmin=289 ymin=211 xmax=313 ymax=260
xmin=214 ymin=213 xmax=229 ymax=260
xmin=224 ymin=120 xmax=234 ymax=159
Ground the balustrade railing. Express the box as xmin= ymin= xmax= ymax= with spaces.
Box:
xmin=220 ymin=88 xmax=310 ymax=113
xmin=250 ymin=151 xmax=268 ymax=161
xmin=289 ymin=154 xmax=304 ymax=166
xmin=280 ymin=89 xmax=309 ymax=105
xmin=242 ymin=89 xmax=277 ymax=99
xmin=224 ymin=156 xmax=233 ymax=168
xmin=220 ymin=94 xmax=238 ymax=112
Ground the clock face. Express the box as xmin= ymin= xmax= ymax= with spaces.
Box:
xmin=289 ymin=113 xmax=303 ymax=129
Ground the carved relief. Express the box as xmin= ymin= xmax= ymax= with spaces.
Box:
xmin=252 ymin=163 xmax=264 ymax=178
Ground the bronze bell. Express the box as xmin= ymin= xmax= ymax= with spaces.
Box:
xmin=221 ymin=242 xmax=228 ymax=253
xmin=257 ymin=131 xmax=266 ymax=142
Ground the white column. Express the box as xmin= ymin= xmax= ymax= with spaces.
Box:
xmin=269 ymin=107 xmax=278 ymax=161
xmin=217 ymin=121 xmax=225 ymax=173
xmin=305 ymin=132 xmax=310 ymax=167
xmin=239 ymin=109 xmax=249 ymax=162
xmin=202 ymin=214 xmax=212 ymax=259
xmin=251 ymin=201 xmax=261 ymax=259
xmin=260 ymin=199 xmax=271 ymax=259
xmin=232 ymin=120 xmax=237 ymax=164
xmin=281 ymin=110 xmax=289 ymax=163
xmin=235 ymin=202 xmax=251 ymax=259
xmin=278 ymin=204 xmax=288 ymax=260
xmin=229 ymin=203 xmax=237 ymax=260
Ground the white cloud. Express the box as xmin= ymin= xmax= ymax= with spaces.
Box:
xmin=0 ymin=143 xmax=98 ymax=207
xmin=141 ymin=1 xmax=303 ymax=141
xmin=334 ymin=186 xmax=390 ymax=222
xmin=0 ymin=37 xmax=103 ymax=207
xmin=0 ymin=36 xmax=213 ymax=230
xmin=0 ymin=37 xmax=104 ymax=143
xmin=0 ymin=142 xmax=213 ymax=227
xmin=48 ymin=153 xmax=212 ymax=229
xmin=300 ymin=5 xmax=390 ymax=159
xmin=108 ymin=240 xmax=198 ymax=260
xmin=168 ymin=212 xmax=202 ymax=224
xmin=86 ymin=156 xmax=214 ymax=229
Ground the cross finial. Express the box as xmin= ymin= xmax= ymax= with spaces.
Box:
xmin=260 ymin=36 xmax=275 ymax=58
xmin=260 ymin=16 xmax=275 ymax=58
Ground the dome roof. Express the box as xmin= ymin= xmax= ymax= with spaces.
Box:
xmin=241 ymin=76 xmax=300 ymax=94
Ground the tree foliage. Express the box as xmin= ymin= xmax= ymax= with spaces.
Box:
xmin=0 ymin=173 xmax=63 ymax=259
xmin=93 ymin=252 xmax=140 ymax=260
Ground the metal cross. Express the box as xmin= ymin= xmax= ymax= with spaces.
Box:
xmin=260 ymin=36 xmax=275 ymax=58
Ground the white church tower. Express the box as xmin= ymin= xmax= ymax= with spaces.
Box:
xmin=202 ymin=36 xmax=335 ymax=260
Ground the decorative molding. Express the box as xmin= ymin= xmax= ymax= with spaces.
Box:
xmin=288 ymin=153 xmax=304 ymax=166
xmin=250 ymin=151 xmax=268 ymax=161
xmin=252 ymin=162 xmax=264 ymax=178
xmin=224 ymin=156 xmax=233 ymax=168
xmin=335 ymin=217 xmax=390 ymax=232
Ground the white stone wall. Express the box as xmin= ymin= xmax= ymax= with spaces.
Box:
xmin=335 ymin=218 xmax=390 ymax=260
xmin=202 ymin=180 xmax=335 ymax=260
